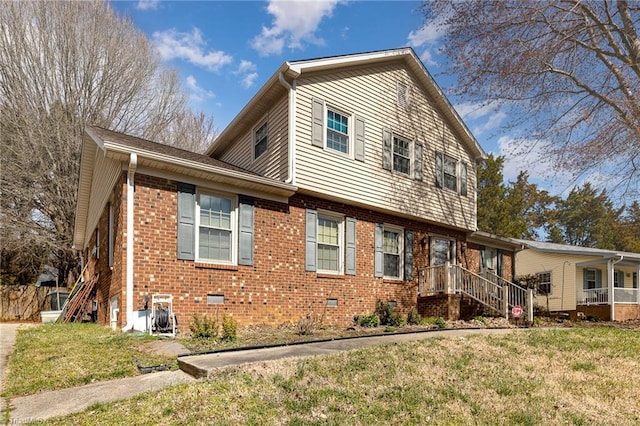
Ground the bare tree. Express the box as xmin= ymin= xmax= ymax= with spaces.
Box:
xmin=157 ymin=110 xmax=218 ymax=154
xmin=0 ymin=1 xmax=214 ymax=284
xmin=422 ymin=0 xmax=640 ymax=199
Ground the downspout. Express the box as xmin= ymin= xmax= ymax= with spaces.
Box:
xmin=123 ymin=152 xmax=137 ymax=331
xmin=279 ymin=72 xmax=297 ymax=185
xmin=609 ymin=255 xmax=623 ymax=321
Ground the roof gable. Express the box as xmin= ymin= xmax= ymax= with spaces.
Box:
xmin=207 ymin=48 xmax=486 ymax=161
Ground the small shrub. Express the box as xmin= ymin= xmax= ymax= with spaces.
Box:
xmin=297 ymin=313 xmax=320 ymax=336
xmin=384 ymin=326 xmax=395 ymax=333
xmin=189 ymin=313 xmax=218 ymax=339
xmin=389 ymin=312 xmax=406 ymax=327
xmin=406 ymin=307 xmax=422 ymax=325
xmin=374 ymin=300 xmax=394 ymax=325
xmin=353 ymin=313 xmax=380 ymax=328
xmin=375 ymin=300 xmax=405 ymax=327
xmin=533 ymin=317 xmax=543 ymax=327
xmin=474 ymin=316 xmax=487 ymax=325
xmin=434 ymin=317 xmax=447 ymax=329
xmin=221 ymin=314 xmax=237 ymax=342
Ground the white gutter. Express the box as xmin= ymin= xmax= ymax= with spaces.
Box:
xmin=609 ymin=255 xmax=624 ymax=321
xmin=278 ymin=72 xmax=297 ymax=184
xmin=123 ymin=152 xmax=137 ymax=332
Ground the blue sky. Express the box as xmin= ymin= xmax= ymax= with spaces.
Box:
xmin=110 ymin=0 xmax=569 ymax=196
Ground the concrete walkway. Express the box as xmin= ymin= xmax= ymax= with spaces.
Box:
xmin=4 ymin=326 xmax=519 ymax=422
xmin=0 ymin=323 xmax=21 ymax=415
xmin=178 ymin=328 xmax=517 ymax=378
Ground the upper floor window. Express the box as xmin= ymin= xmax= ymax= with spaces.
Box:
xmin=393 ymin=136 xmax=411 ymax=175
xmin=311 ymin=98 xmax=366 ymax=161
xmin=382 ymin=130 xmax=423 ymax=181
xmin=327 ymin=109 xmax=349 ymax=154
xmin=253 ymin=122 xmax=268 ymax=160
xmin=537 ymin=272 xmax=552 ymax=295
xmin=197 ymin=192 xmax=235 ymax=263
xmin=435 ymin=152 xmax=468 ymax=196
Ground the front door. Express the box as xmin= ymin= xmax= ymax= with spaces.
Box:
xmin=430 ymin=237 xmax=455 ymax=266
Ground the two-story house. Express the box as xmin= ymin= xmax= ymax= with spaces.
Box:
xmin=73 ymin=48 xmax=522 ymax=332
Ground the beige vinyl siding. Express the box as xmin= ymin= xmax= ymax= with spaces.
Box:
xmin=218 ymin=94 xmax=289 ymax=181
xmin=294 ymin=61 xmax=477 ymax=231
xmin=515 ymin=250 xmax=599 ymax=312
xmin=85 ymin=152 xmax=122 ymax=247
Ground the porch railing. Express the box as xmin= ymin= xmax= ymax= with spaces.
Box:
xmin=481 ymin=270 xmax=528 ymax=309
xmin=614 ymin=288 xmax=640 ymax=304
xmin=418 ymin=263 xmax=533 ymax=319
xmin=576 ymin=288 xmax=608 ymax=305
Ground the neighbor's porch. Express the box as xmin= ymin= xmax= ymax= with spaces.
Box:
xmin=576 ymin=257 xmax=640 ymax=321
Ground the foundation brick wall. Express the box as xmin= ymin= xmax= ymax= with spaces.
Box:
xmin=104 ymin=173 xmax=469 ymax=331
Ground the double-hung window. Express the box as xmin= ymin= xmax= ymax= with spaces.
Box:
xmin=537 ymin=272 xmax=552 ymax=295
xmin=305 ymin=209 xmax=356 ymax=275
xmin=584 ymin=268 xmax=601 ymax=289
xmin=435 ymin=152 xmax=468 ymax=195
xmin=392 ymin=136 xmax=411 ymax=175
xmin=253 ymin=122 xmax=268 ymax=160
xmin=382 ymin=130 xmax=423 ymax=180
xmin=316 ymin=214 xmax=343 ymax=273
xmin=383 ymin=226 xmax=403 ymax=279
xmin=197 ymin=193 xmax=235 ymax=263
xmin=326 ymin=109 xmax=349 ymax=154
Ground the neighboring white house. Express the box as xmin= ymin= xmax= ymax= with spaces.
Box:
xmin=514 ymin=240 xmax=640 ymax=321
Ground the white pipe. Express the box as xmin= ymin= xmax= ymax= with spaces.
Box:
xmin=123 ymin=152 xmax=137 ymax=332
xmin=609 ymin=255 xmax=623 ymax=321
xmin=279 ymin=72 xmax=297 ymax=185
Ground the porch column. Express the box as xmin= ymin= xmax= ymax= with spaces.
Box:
xmin=637 ymin=265 xmax=640 ymax=305
xmin=608 ymin=259 xmax=615 ymax=321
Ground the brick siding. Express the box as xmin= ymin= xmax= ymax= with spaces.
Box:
xmin=92 ymin=173 xmax=475 ymax=331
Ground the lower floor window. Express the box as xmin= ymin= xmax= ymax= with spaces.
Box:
xmin=537 ymin=272 xmax=552 ymax=295
xmin=317 ymin=216 xmax=341 ymax=272
xmin=383 ymin=227 xmax=402 ymax=279
xmin=198 ymin=193 xmax=234 ymax=263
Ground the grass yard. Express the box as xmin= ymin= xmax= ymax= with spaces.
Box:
xmin=2 ymin=323 xmax=175 ymax=397
xmin=38 ymin=327 xmax=640 ymax=425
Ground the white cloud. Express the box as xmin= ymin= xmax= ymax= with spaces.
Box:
xmin=251 ymin=0 xmax=343 ymax=56
xmin=407 ymin=14 xmax=449 ymax=67
xmin=185 ymin=75 xmax=215 ymax=103
xmin=152 ymin=28 xmax=232 ymax=71
xmin=455 ymin=101 xmax=506 ymax=136
xmin=235 ymin=60 xmax=259 ymax=89
xmin=136 ymin=0 xmax=159 ymax=11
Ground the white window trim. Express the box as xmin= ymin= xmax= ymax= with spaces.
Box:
xmin=443 ymin=154 xmax=458 ymax=192
xmin=195 ymin=190 xmax=238 ymax=265
xmin=316 ymin=210 xmax=345 ymax=275
xmin=252 ymin=119 xmax=268 ymax=162
xmin=537 ymin=271 xmax=552 ymax=295
xmin=108 ymin=202 xmax=114 ymax=267
xmin=383 ymin=223 xmax=404 ymax=280
xmin=392 ymin=133 xmax=413 ymax=176
xmin=324 ymin=103 xmax=354 ymax=158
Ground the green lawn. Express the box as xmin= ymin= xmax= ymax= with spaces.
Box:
xmin=2 ymin=323 xmax=175 ymax=397
xmin=37 ymin=327 xmax=640 ymax=425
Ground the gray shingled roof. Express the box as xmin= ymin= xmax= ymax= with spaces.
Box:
xmin=515 ymin=239 xmax=640 ymax=260
xmin=88 ymin=126 xmax=255 ymax=175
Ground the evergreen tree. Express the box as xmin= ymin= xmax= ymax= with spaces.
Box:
xmin=476 ymin=154 xmax=507 ymax=235
xmin=548 ymin=184 xmax=622 ymax=249
xmin=615 ymin=201 xmax=640 ymax=252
